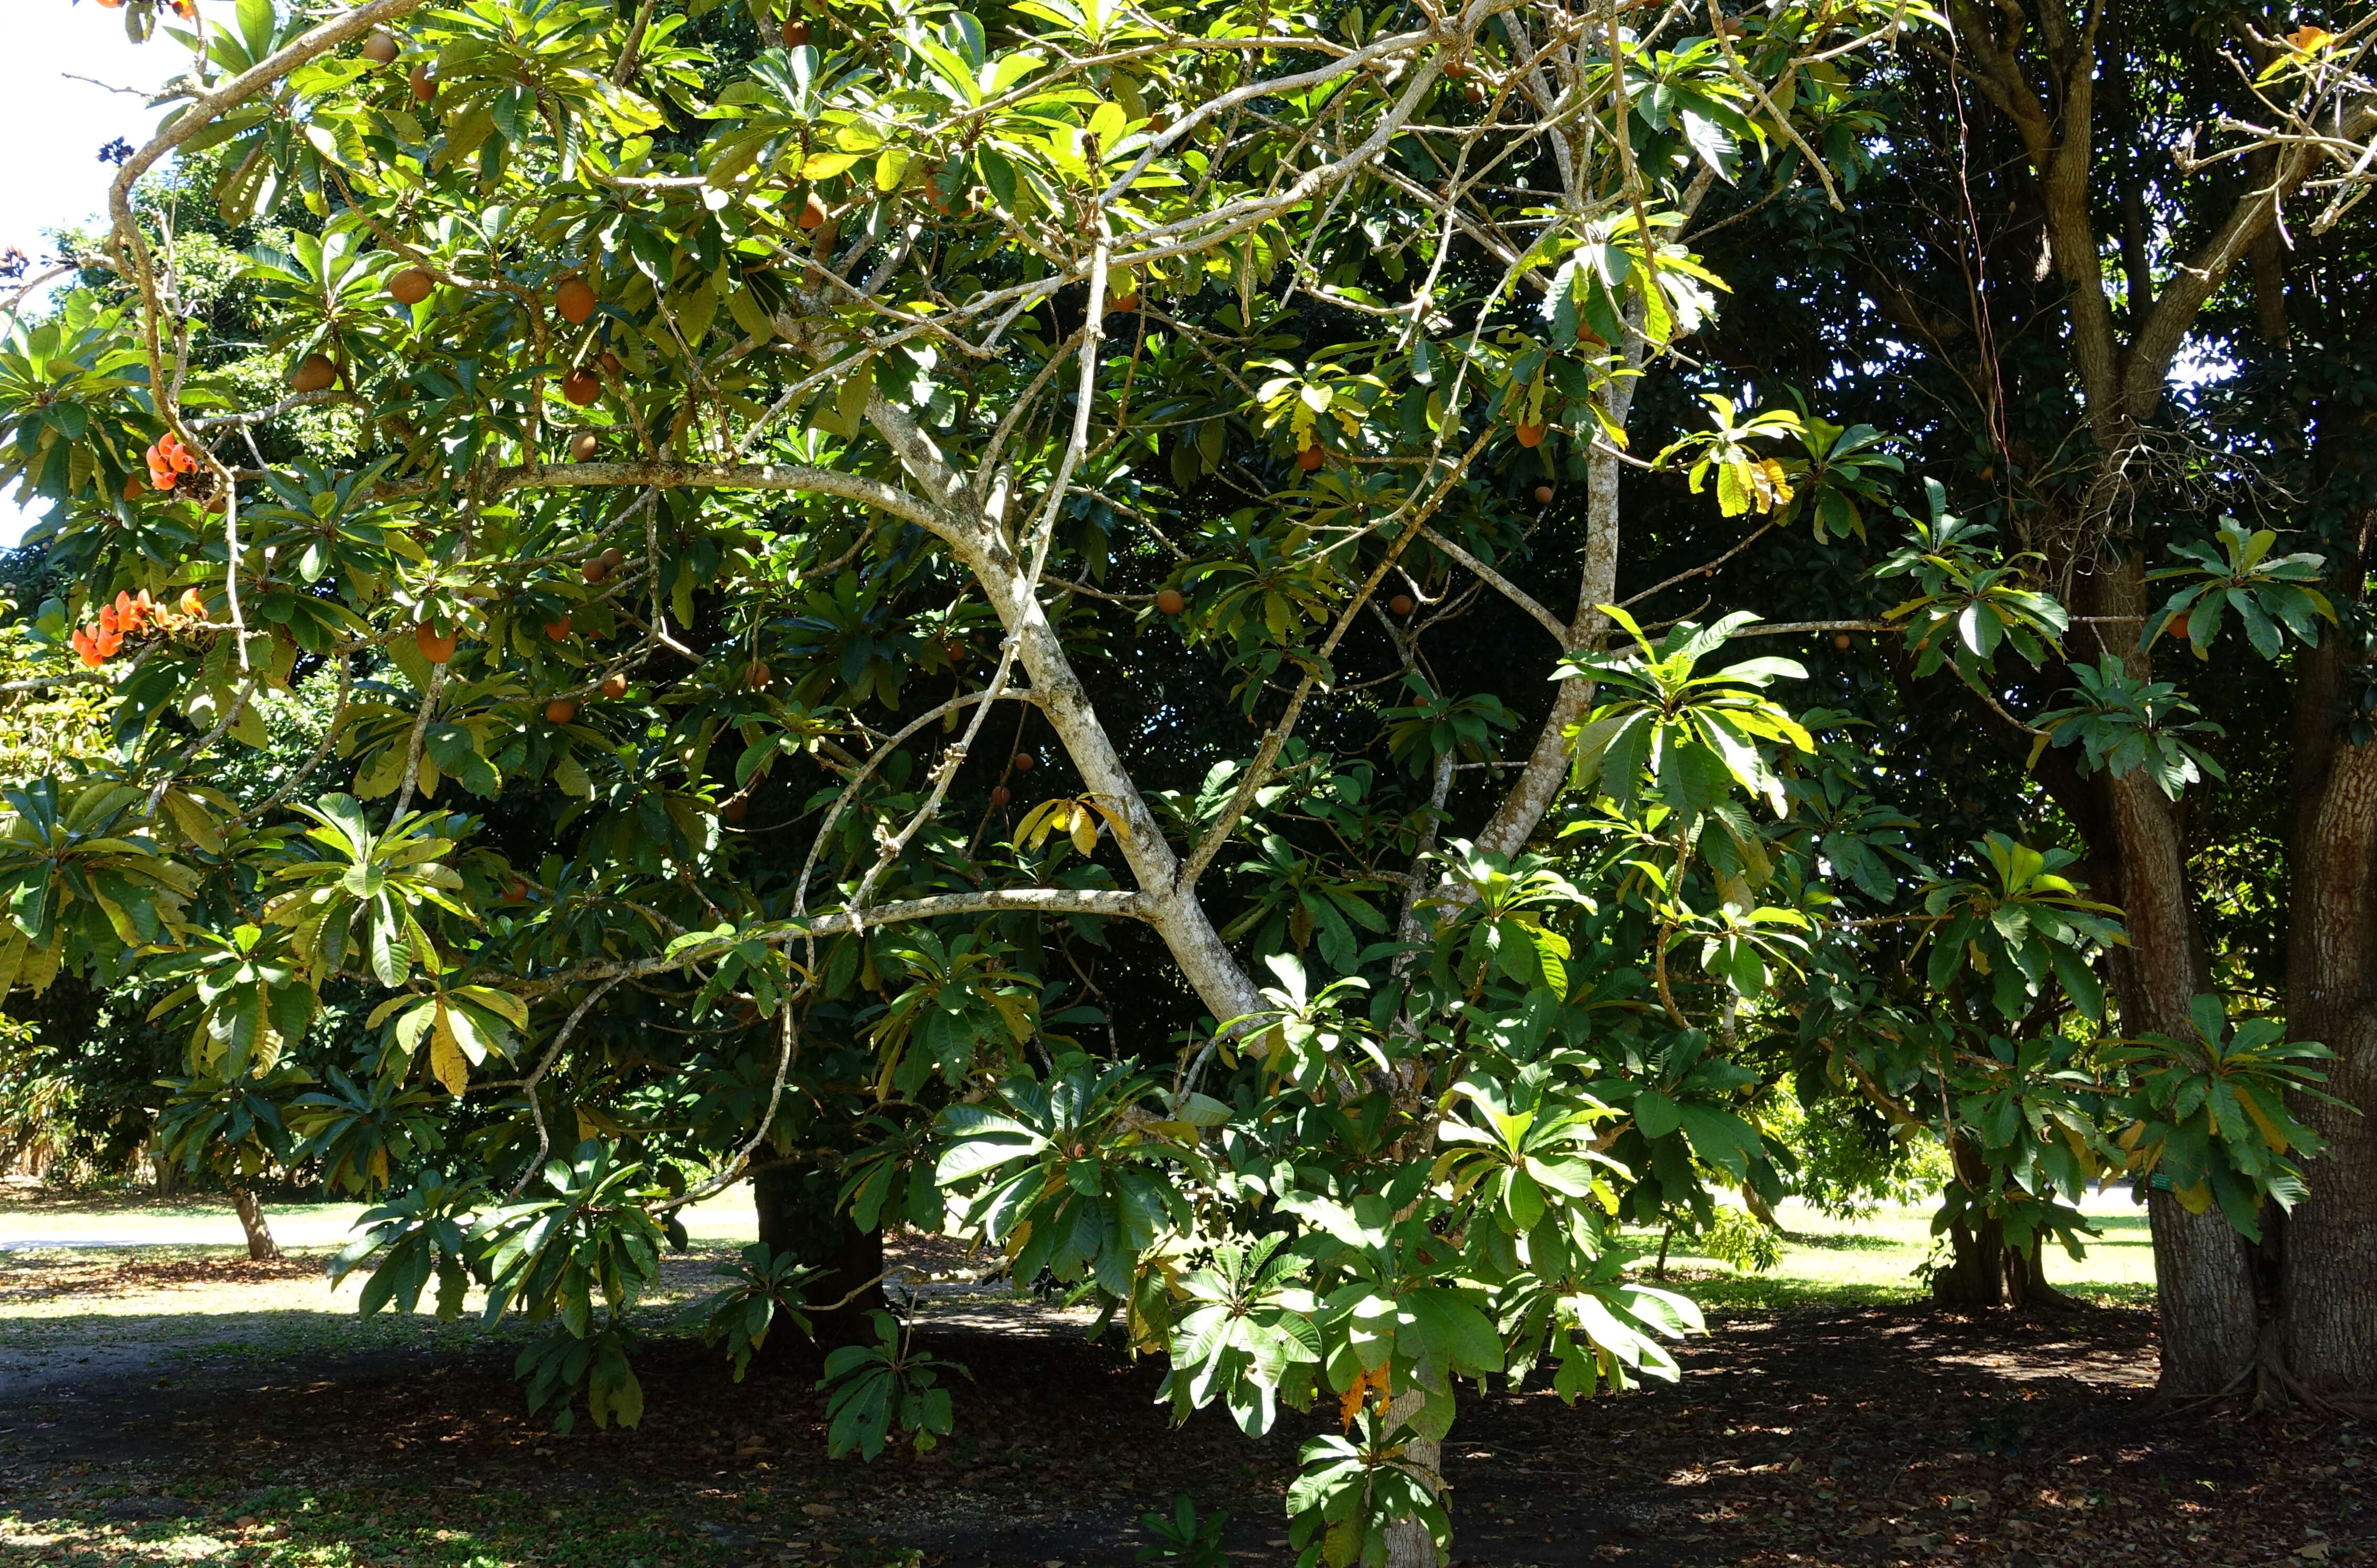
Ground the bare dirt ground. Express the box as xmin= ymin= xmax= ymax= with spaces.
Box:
xmin=1 ymin=1226 xmax=2368 ymax=1568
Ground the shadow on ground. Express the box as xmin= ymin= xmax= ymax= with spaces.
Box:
xmin=1 ymin=1294 xmax=2367 ymax=1567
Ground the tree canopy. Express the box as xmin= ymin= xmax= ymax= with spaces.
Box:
xmin=1 ymin=0 xmax=2373 ymax=1562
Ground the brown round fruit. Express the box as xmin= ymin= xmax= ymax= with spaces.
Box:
xmin=1444 ymin=59 xmax=1471 ymax=78
xmin=1833 ymin=632 xmax=1854 ymax=651
xmin=544 ymin=617 xmax=572 ymax=641
xmin=1463 ymin=82 xmax=1485 ymax=103
xmin=415 ymin=623 xmax=458 ymax=664
xmin=1154 ymin=588 xmax=1186 ymax=616
xmin=570 ymin=432 xmax=601 ymax=463
xmin=582 ymin=557 xmax=612 ymax=585
xmin=990 ymin=785 xmax=1011 ymax=807
xmin=289 ymin=354 xmax=336 ymax=394
xmin=599 ymin=672 xmax=629 ymax=699
xmin=544 ymin=698 xmax=577 ymax=724
xmin=1515 ymin=421 xmax=1547 ymax=448
xmin=555 ymin=277 xmax=598 ymax=324
xmin=502 ymin=878 xmax=527 ymax=905
xmin=1013 ymin=752 xmax=1035 ymax=772
xmin=562 ymin=369 xmax=602 ymax=407
xmin=800 ymin=192 xmax=829 ymax=230
xmin=389 ymin=268 xmax=434 ymax=306
xmin=782 ymin=16 xmax=811 ymax=46
xmin=1389 ymin=595 xmax=1415 ymax=617
xmin=1295 ymin=446 xmax=1325 ymax=471
xmin=362 ymin=29 xmax=398 ymax=65
xmin=410 ymin=62 xmax=435 ymax=102
xmin=598 ymin=547 xmax=627 ymax=574
xmin=1534 ymin=484 xmax=1554 ymax=505
xmin=745 ymin=662 xmax=773 ymax=691
xmin=722 ymin=797 xmax=749 ymax=824
xmin=597 ymin=351 xmax=623 ymax=377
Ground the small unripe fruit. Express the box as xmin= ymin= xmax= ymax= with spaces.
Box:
xmin=544 ymin=617 xmax=572 ymax=641
xmin=1013 ymin=752 xmax=1035 ymax=772
xmin=555 ymin=277 xmax=598 ymax=324
xmin=1534 ymin=484 xmax=1554 ymax=504
xmin=562 ymin=369 xmax=601 ymax=407
xmin=289 ymin=354 xmax=336 ymax=394
xmin=410 ymin=62 xmax=435 ymax=102
xmin=570 ymin=432 xmax=601 ymax=463
xmin=1389 ymin=595 xmax=1415 ymax=617
xmin=1295 ymin=446 xmax=1324 ymax=471
xmin=1515 ymin=421 xmax=1547 ymax=448
xmin=1154 ymin=588 xmax=1186 ymax=616
xmin=782 ymin=16 xmax=811 ymax=46
xmin=362 ymin=29 xmax=398 ymax=65
xmin=599 ymin=672 xmax=629 ymax=698
xmin=389 ymin=268 xmax=434 ymax=306
xmin=990 ymin=785 xmax=1010 ymax=806
xmin=416 ymin=623 xmax=457 ymax=663
xmin=544 ymin=698 xmax=577 ymax=723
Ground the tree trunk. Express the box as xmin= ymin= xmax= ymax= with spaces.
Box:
xmin=1379 ymin=1383 xmax=1442 ymax=1568
xmin=1930 ymin=1200 xmax=2007 ymax=1311
xmin=232 ymin=1187 xmax=281 ymax=1262
xmin=752 ymin=1161 xmax=886 ymax=1349
xmin=2280 ymin=714 xmax=2377 ymax=1397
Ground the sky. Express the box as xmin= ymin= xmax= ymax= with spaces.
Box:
xmin=0 ymin=2 xmax=184 ymax=546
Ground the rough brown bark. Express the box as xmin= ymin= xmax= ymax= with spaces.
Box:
xmin=232 ymin=1187 xmax=281 ymax=1262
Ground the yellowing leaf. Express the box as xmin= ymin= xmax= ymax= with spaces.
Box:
xmin=429 ymin=1005 xmax=470 ymax=1095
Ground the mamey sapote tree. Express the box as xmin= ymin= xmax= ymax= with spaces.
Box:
xmin=1 ymin=0 xmax=2368 ymax=1559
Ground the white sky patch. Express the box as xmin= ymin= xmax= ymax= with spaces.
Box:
xmin=1 ymin=4 xmax=182 ymax=547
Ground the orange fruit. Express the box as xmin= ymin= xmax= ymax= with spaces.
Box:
xmin=1534 ymin=485 xmax=1554 ymax=504
xmin=1833 ymin=633 xmax=1853 ymax=651
xmin=599 ymin=672 xmax=629 ymax=699
xmin=990 ymin=785 xmax=1010 ymax=807
xmin=1295 ymin=446 xmax=1325 ymax=471
xmin=561 ymin=369 xmax=601 ymax=406
xmin=415 ymin=623 xmax=458 ymax=663
xmin=1013 ymin=752 xmax=1035 ymax=772
xmin=544 ymin=617 xmax=572 ymax=641
xmin=800 ymin=192 xmax=829 ymax=230
xmin=410 ymin=63 xmax=435 ymax=102
xmin=1389 ymin=595 xmax=1415 ymax=616
xmin=1515 ymin=421 xmax=1546 ymax=448
xmin=501 ymin=878 xmax=527 ymax=904
xmin=597 ymin=351 xmax=623 ymax=377
xmin=389 ymin=268 xmax=434 ymax=306
xmin=1463 ymin=82 xmax=1484 ymax=103
xmin=782 ymin=16 xmax=811 ymax=45
xmin=555 ymin=277 xmax=598 ymax=324
xmin=544 ymin=698 xmax=577 ymax=724
xmin=1154 ymin=588 xmax=1186 ymax=616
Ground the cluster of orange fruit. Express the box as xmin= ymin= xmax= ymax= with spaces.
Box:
xmin=144 ymin=432 xmax=198 ymax=491
xmin=69 ymin=587 xmax=207 ymax=668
